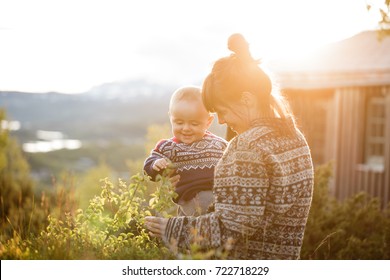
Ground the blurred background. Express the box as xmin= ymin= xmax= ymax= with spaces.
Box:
xmin=1 ymin=0 xmax=390 ymax=259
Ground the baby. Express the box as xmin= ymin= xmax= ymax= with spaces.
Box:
xmin=143 ymin=86 xmax=227 ymax=216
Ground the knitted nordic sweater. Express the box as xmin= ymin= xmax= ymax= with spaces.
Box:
xmin=164 ymin=118 xmax=314 ymax=259
xmin=144 ymin=131 xmax=228 ymax=202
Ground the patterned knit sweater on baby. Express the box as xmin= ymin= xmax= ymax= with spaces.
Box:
xmin=164 ymin=118 xmax=314 ymax=259
xmin=144 ymin=131 xmax=228 ymax=202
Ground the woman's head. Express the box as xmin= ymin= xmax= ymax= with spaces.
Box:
xmin=202 ymin=33 xmax=291 ymax=134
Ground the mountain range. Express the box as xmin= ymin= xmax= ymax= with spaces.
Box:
xmin=0 ymin=79 xmax=179 ymax=143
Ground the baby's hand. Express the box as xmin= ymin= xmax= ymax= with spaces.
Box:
xmin=152 ymin=158 xmax=170 ymax=171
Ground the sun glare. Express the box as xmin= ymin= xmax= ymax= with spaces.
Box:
xmin=242 ymin=0 xmax=378 ymax=62
xmin=0 ymin=0 xmax=379 ymax=93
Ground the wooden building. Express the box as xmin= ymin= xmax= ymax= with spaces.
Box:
xmin=270 ymin=30 xmax=390 ymax=207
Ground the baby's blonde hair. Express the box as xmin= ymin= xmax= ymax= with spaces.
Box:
xmin=169 ymin=86 xmax=206 ymax=111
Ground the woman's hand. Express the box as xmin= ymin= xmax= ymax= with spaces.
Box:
xmin=145 ymin=216 xmax=169 ymax=239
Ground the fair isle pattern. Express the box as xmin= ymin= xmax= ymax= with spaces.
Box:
xmin=152 ymin=131 xmax=227 ymax=172
xmin=144 ymin=131 xmax=228 ymax=201
xmin=164 ymin=118 xmax=314 ymax=259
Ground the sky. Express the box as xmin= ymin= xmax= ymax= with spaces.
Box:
xmin=0 ymin=0 xmax=381 ymax=94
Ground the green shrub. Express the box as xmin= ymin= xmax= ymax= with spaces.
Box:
xmin=0 ymin=172 xmax=177 ymax=259
xmin=301 ymin=163 xmax=390 ymax=259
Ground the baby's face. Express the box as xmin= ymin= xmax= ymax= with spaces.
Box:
xmin=169 ymin=100 xmax=213 ymax=144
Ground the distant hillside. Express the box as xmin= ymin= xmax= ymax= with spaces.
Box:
xmin=0 ymin=79 xmax=177 ymax=143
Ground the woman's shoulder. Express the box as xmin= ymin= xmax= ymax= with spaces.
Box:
xmin=243 ymin=118 xmax=298 ymax=139
xmin=232 ymin=118 xmax=301 ymax=152
xmin=236 ymin=124 xmax=274 ymax=145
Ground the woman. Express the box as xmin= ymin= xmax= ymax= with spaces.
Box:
xmin=145 ymin=34 xmax=314 ymax=259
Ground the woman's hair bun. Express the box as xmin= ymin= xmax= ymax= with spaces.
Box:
xmin=228 ymin=33 xmax=249 ymax=54
xmin=227 ymin=33 xmax=257 ymax=64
